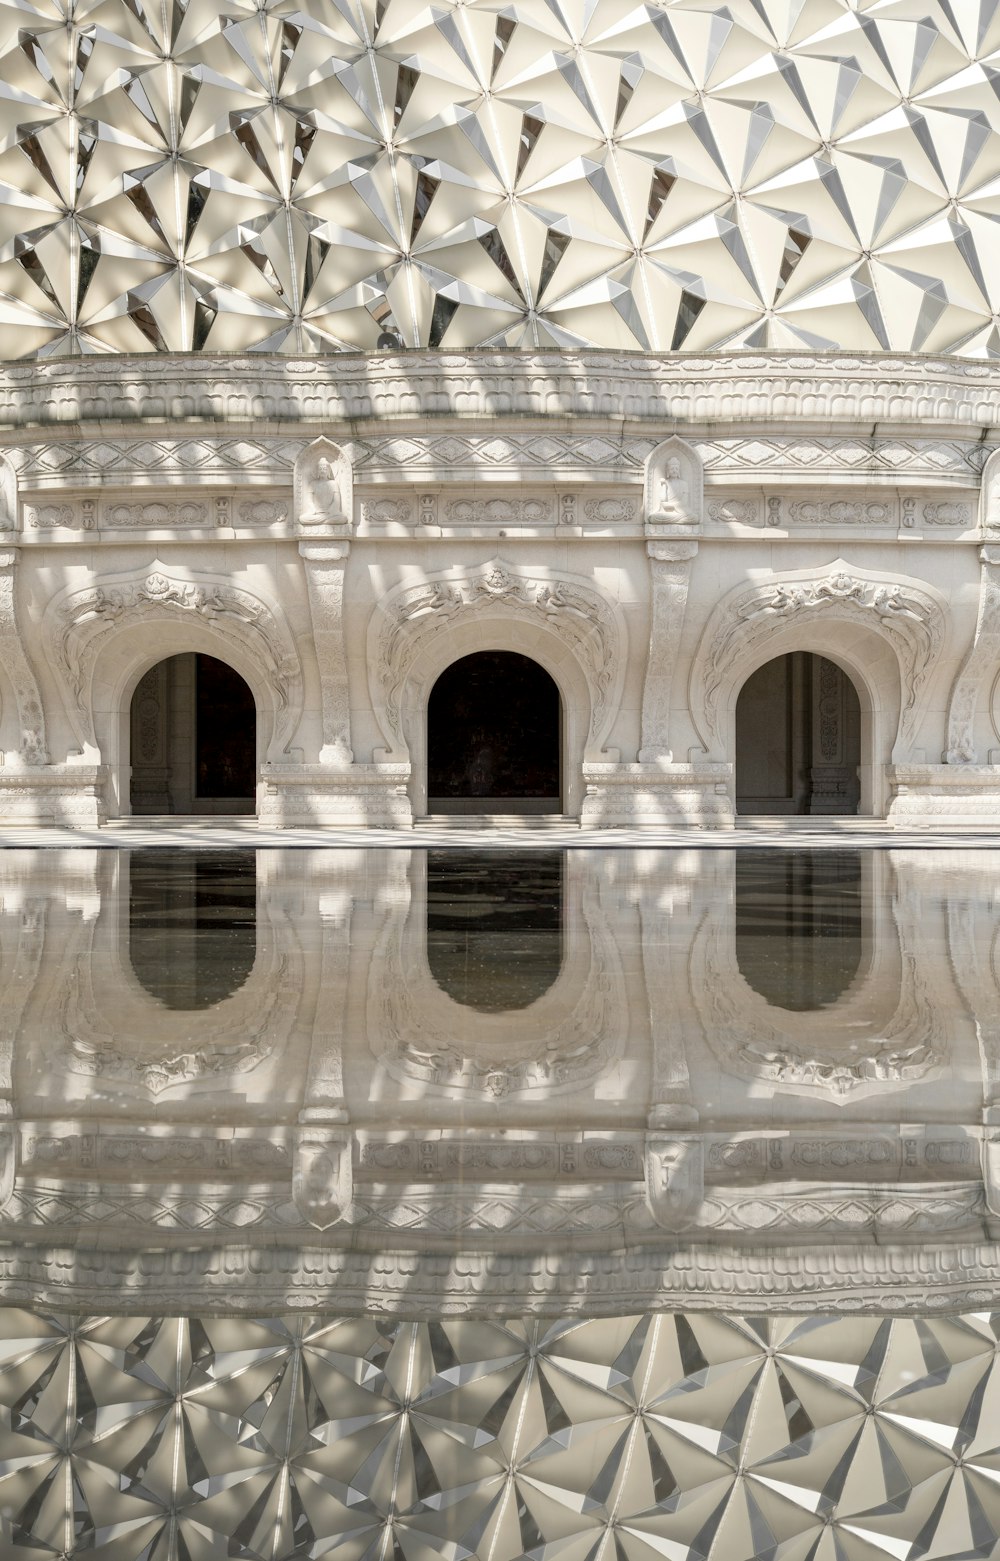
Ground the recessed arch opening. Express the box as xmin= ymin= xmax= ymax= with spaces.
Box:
xmin=427 ymin=650 xmax=563 ymax=814
xmin=736 ymin=651 xmax=861 ymax=816
xmin=129 ymin=653 xmax=257 ymax=816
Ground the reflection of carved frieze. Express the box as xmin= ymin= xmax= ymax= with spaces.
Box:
xmin=922 ymin=501 xmax=970 ymax=527
xmin=21 ymin=1131 xmax=288 ymax=1172
xmin=787 ymin=499 xmax=894 ymax=526
xmin=293 ymin=1127 xmax=352 ymax=1229
xmin=237 ymin=498 xmax=290 ymax=526
xmin=27 ymin=503 xmax=77 ymax=529
xmin=584 ymin=496 xmax=635 ymax=523
xmin=692 ymin=563 xmax=945 ymax=757
xmin=708 ymin=498 xmax=759 ymax=525
xmin=103 ymin=500 xmax=210 ymax=527
xmin=444 ymin=495 xmax=552 ymax=525
xmin=361 ymin=497 xmax=413 ymax=526
xmin=45 ymin=565 xmax=303 ymax=756
xmin=370 ymin=559 xmax=624 ymax=757
xmin=357 ymin=1137 xmax=641 ymax=1177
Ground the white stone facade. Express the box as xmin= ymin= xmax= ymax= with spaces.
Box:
xmin=3 ymin=350 xmax=1000 ymax=828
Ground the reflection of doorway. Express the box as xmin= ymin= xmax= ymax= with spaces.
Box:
xmin=427 ymin=651 xmax=561 ymax=813
xmin=425 ymin=850 xmax=564 ymax=1011
xmin=130 ymin=654 xmax=256 ymax=815
xmin=128 ymin=849 xmax=257 ymax=1009
xmin=734 ymin=850 xmax=865 ymax=1011
xmin=736 ymin=652 xmax=861 ymax=815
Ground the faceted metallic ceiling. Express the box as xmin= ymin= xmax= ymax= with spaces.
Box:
xmin=3 ymin=1309 xmax=1000 ymax=1559
xmin=5 ymin=0 xmax=1000 ymax=356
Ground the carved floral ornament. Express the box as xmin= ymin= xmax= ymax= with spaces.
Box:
xmin=367 ymin=559 xmax=626 ymax=760
xmin=689 ymin=562 xmax=947 ymax=759
xmin=42 ymin=566 xmax=304 ymax=756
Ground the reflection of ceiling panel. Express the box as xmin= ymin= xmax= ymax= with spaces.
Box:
xmin=2 ymin=1309 xmax=999 ymax=1558
xmin=1 ymin=0 xmax=1000 ymax=354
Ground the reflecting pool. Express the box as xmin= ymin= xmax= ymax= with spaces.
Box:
xmin=1 ymin=846 xmax=1000 ymax=1559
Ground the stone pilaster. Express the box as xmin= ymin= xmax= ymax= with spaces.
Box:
xmin=638 ymin=540 xmax=698 ymax=763
xmin=0 ymin=550 xmax=47 ymax=765
xmin=299 ymin=541 xmax=353 ymax=765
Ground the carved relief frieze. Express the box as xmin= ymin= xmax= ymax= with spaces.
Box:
xmin=12 ymin=435 xmax=305 ymax=486
xmin=360 ymin=497 xmax=413 ymax=527
xmin=368 ymin=559 xmax=625 ymax=760
xmin=922 ymin=501 xmax=972 ymax=527
xmin=707 ymin=497 xmax=760 ymax=525
xmin=443 ymin=495 xmax=552 ymax=526
xmin=103 ymin=499 xmax=211 ymax=528
xmin=583 ymin=495 xmax=636 ymax=523
xmin=42 ymin=564 xmax=303 ymax=756
xmin=235 ymin=497 xmax=290 ymax=526
xmin=690 ymin=561 xmax=947 ymax=759
xmin=26 ymin=502 xmax=79 ymax=530
xmin=697 ymin=434 xmax=985 ymax=482
xmin=786 ymin=498 xmax=896 ymax=526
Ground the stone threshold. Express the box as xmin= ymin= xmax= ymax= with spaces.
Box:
xmin=0 ymin=818 xmax=999 ymax=848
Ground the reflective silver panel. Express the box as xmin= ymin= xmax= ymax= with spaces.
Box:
xmin=0 ymin=1 xmax=999 ymax=354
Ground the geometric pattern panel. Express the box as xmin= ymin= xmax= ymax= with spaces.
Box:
xmin=3 ymin=0 xmax=1000 ymax=357
xmin=1 ymin=1311 xmax=999 ymax=1557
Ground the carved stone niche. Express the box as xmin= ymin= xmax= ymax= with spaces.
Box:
xmin=644 ymin=437 xmax=703 ymax=531
xmin=644 ymin=1134 xmax=704 ymax=1229
xmin=294 ymin=438 xmax=352 ymax=532
xmin=293 ymin=1125 xmax=353 ymax=1230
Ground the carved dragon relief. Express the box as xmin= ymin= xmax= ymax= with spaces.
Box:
xmin=367 ymin=558 xmax=626 ymax=760
xmin=43 ymin=565 xmax=304 ymax=757
xmin=367 ymin=873 xmax=629 ymax=1098
xmin=689 ymin=561 xmax=947 ymax=760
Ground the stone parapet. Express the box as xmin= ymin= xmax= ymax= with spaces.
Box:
xmin=0 ymin=765 xmax=106 ymax=826
xmin=580 ymin=763 xmax=734 ymax=827
xmin=887 ymin=765 xmax=1000 ymax=825
xmin=258 ymin=762 xmax=413 ymax=828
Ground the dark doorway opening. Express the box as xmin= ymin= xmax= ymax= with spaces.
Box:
xmin=427 ymin=651 xmax=561 ymax=813
xmin=130 ymin=653 xmax=256 ymax=815
xmin=736 ymin=652 xmax=861 ymax=815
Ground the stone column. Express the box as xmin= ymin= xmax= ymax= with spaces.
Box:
xmin=638 ymin=540 xmax=698 ymax=763
xmin=299 ymin=541 xmax=353 ymax=765
xmin=0 ymin=550 xmax=47 ymax=765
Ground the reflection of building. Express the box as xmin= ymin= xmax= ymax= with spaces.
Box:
xmin=0 ymin=846 xmax=998 ymax=1316
xmin=1 ymin=4 xmax=1000 ymax=826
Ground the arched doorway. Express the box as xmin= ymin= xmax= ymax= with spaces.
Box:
xmin=130 ymin=653 xmax=256 ymax=815
xmin=427 ymin=651 xmax=562 ymax=813
xmin=736 ymin=652 xmax=861 ymax=815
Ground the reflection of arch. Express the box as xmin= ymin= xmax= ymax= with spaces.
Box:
xmin=41 ymin=564 xmax=303 ymax=817
xmin=427 ymin=653 xmax=561 ymax=811
xmin=128 ymin=850 xmax=257 ymax=1008
xmin=368 ymin=560 xmax=624 ymax=818
xmin=368 ymin=851 xmax=628 ymax=1098
xmin=426 ymin=850 xmax=563 ymax=1011
xmin=689 ymin=560 xmax=947 ymax=814
xmin=734 ymin=851 xmax=865 ymax=1010
xmin=735 ymin=652 xmax=861 ymax=816
xmin=25 ymin=852 xmax=303 ymax=1106
xmin=690 ymin=854 xmax=941 ymax=1102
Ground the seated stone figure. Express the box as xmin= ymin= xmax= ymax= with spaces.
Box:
xmin=655 ymin=456 xmax=694 ymax=523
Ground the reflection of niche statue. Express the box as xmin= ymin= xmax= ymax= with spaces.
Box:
xmin=734 ymin=851 xmax=863 ymax=1011
xmin=425 ymin=851 xmax=563 ymax=1012
xmin=128 ymin=851 xmax=256 ymax=1010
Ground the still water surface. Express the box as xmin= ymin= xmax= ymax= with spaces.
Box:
xmin=0 ymin=847 xmax=997 ymax=1559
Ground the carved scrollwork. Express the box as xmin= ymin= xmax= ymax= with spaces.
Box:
xmin=43 ymin=564 xmax=303 ymax=756
xmin=367 ymin=558 xmax=625 ymax=759
xmin=945 ymin=545 xmax=1000 ymax=763
xmin=690 ymin=560 xmax=946 ymax=759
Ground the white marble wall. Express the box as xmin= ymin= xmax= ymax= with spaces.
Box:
xmin=0 ymin=351 xmax=998 ymax=824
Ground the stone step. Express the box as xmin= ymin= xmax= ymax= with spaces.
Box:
xmin=415 ymin=814 xmax=578 ymax=831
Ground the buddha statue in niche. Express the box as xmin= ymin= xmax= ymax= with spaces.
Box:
xmin=648 ymin=442 xmax=700 ymax=526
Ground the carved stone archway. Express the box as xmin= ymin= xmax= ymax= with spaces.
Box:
xmin=367 ymin=559 xmax=626 ymax=817
xmin=688 ymin=561 xmax=947 ymax=813
xmin=41 ymin=564 xmax=304 ymax=816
